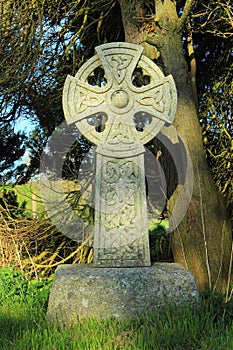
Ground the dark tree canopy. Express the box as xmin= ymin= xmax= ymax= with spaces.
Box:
xmin=0 ymin=124 xmax=26 ymax=184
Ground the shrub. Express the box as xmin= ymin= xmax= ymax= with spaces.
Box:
xmin=0 ymin=266 xmax=52 ymax=307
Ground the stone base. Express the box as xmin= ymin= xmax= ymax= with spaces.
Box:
xmin=47 ymin=263 xmax=200 ymax=325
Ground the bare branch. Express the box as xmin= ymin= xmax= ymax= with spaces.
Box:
xmin=192 ymin=0 xmax=233 ymax=38
xmin=178 ymin=0 xmax=195 ymax=31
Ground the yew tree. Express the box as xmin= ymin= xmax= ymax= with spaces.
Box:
xmin=0 ymin=0 xmax=232 ymax=292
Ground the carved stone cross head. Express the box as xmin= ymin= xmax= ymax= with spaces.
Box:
xmin=63 ymin=42 xmax=177 ymax=267
xmin=63 ymin=42 xmax=177 ymax=148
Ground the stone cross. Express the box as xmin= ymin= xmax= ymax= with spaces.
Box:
xmin=63 ymin=42 xmax=177 ymax=267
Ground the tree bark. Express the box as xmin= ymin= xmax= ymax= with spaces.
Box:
xmin=118 ymin=0 xmax=232 ymax=292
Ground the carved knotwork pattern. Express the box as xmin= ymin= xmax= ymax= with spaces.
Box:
xmin=79 ymin=90 xmax=105 ymax=112
xmin=101 ymin=242 xmax=143 ymax=260
xmin=100 ymin=160 xmax=139 ymax=229
xmin=106 ymin=55 xmax=132 ymax=84
xmin=63 ymin=42 xmax=177 ymax=146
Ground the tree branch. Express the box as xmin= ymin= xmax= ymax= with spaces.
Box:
xmin=178 ymin=0 xmax=195 ymax=31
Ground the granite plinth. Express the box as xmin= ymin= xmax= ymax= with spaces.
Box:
xmin=47 ymin=263 xmax=200 ymax=325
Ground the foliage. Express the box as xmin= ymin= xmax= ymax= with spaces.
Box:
xmin=192 ymin=0 xmax=233 ymax=39
xmin=192 ymin=0 xmax=233 ymax=221
xmin=0 ymin=188 xmax=27 ymax=219
xmin=199 ymin=64 xmax=233 ymax=222
xmin=0 ymin=183 xmax=94 ymax=276
xmin=0 ymin=214 xmax=93 ymax=277
xmin=0 ymin=0 xmax=124 ymax=182
xmin=201 ymin=289 xmax=233 ymax=324
xmin=0 ymin=266 xmax=52 ymax=307
xmin=0 ymin=125 xmax=26 ymax=184
xmin=0 ymin=0 xmax=123 ymax=122
xmin=149 ymin=221 xmax=173 ymax=263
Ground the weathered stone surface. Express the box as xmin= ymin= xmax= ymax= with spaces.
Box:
xmin=47 ymin=263 xmax=200 ymax=325
xmin=62 ymin=42 xmax=177 ymax=267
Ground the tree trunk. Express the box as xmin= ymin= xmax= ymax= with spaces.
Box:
xmin=118 ymin=0 xmax=232 ymax=292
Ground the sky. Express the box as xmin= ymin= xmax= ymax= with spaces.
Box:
xmin=14 ymin=116 xmax=37 ymax=135
xmin=13 ymin=117 xmax=37 ymax=167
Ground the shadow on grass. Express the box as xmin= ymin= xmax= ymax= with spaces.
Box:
xmin=0 ymin=303 xmax=46 ymax=350
xmin=0 ymin=300 xmax=233 ymax=350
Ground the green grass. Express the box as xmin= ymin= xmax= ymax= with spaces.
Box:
xmin=0 ymin=181 xmax=87 ymax=219
xmin=0 ymin=267 xmax=233 ymax=349
xmin=0 ymin=183 xmax=44 ymax=218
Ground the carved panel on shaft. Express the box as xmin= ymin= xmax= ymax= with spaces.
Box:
xmin=94 ymin=151 xmax=150 ymax=267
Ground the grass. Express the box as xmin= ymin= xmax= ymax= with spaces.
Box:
xmin=0 ymin=267 xmax=233 ymax=349
xmin=0 ymin=182 xmax=44 ymax=218
xmin=0 ymin=180 xmax=88 ymax=219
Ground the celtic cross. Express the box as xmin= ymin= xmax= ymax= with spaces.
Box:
xmin=63 ymin=42 xmax=177 ymax=267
